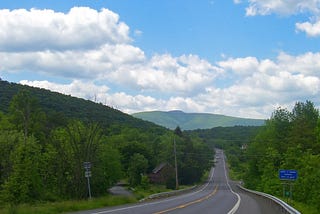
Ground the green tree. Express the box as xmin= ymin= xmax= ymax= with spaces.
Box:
xmin=290 ymin=101 xmax=319 ymax=152
xmin=9 ymin=90 xmax=46 ymax=143
xmin=1 ymin=136 xmax=43 ymax=204
xmin=92 ymin=143 xmax=122 ymax=195
xmin=50 ymin=120 xmax=104 ymax=199
xmin=128 ymin=153 xmax=148 ymax=186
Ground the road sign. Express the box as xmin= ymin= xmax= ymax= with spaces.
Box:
xmin=83 ymin=162 xmax=91 ymax=170
xmin=85 ymin=171 xmax=92 ymax=178
xmin=279 ymin=169 xmax=298 ymax=180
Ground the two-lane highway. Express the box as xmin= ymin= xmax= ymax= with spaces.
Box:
xmin=74 ymin=149 xmax=241 ymax=214
xmin=73 ymin=149 xmax=281 ymax=214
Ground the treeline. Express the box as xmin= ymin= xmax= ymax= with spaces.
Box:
xmin=0 ymin=88 xmax=212 ymax=205
xmin=229 ymin=101 xmax=320 ymax=209
xmin=186 ymin=126 xmax=261 ymax=149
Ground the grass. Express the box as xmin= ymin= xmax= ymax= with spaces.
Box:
xmin=278 ymin=198 xmax=318 ymax=214
xmin=0 ymin=184 xmax=188 ymax=214
xmin=0 ymin=195 xmax=137 ymax=214
xmin=131 ymin=184 xmax=187 ymax=200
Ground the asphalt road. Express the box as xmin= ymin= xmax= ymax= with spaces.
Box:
xmin=72 ymin=149 xmax=281 ymax=214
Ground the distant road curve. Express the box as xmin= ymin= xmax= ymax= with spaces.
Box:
xmin=72 ymin=149 xmax=281 ymax=214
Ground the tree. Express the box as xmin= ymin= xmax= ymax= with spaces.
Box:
xmin=290 ymin=101 xmax=319 ymax=152
xmin=50 ymin=120 xmax=104 ymax=199
xmin=1 ymin=136 xmax=43 ymax=204
xmin=128 ymin=153 xmax=148 ymax=186
xmin=9 ymin=90 xmax=45 ymax=143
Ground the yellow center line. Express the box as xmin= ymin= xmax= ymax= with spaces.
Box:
xmin=153 ymin=185 xmax=219 ymax=214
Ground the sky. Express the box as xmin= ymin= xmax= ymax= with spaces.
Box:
xmin=0 ymin=0 xmax=320 ymax=119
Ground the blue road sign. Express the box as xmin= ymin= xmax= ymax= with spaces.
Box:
xmin=279 ymin=169 xmax=298 ymax=180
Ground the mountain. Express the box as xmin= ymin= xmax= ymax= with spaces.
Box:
xmin=132 ymin=110 xmax=265 ymax=130
xmin=0 ymin=80 xmax=165 ymax=132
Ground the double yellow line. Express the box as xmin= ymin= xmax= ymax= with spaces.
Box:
xmin=154 ymin=185 xmax=219 ymax=214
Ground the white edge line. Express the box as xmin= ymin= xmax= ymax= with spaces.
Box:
xmin=222 ymin=152 xmax=241 ymax=214
xmin=90 ymin=165 xmax=216 ymax=214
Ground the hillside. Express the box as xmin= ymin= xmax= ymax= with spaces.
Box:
xmin=132 ymin=110 xmax=265 ymax=130
xmin=0 ymin=80 xmax=165 ymax=132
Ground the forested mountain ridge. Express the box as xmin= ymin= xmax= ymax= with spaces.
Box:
xmin=0 ymin=80 xmax=164 ymax=131
xmin=132 ymin=110 xmax=265 ymax=130
xmin=0 ymin=80 xmax=213 ymax=205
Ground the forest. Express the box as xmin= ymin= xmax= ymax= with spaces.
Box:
xmin=226 ymin=100 xmax=320 ymax=210
xmin=3 ymin=80 xmax=318 ymax=212
xmin=0 ymin=81 xmax=213 ymax=206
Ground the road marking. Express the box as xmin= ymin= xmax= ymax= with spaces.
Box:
xmin=222 ymin=152 xmax=241 ymax=214
xmin=89 ymin=167 xmax=216 ymax=214
xmin=153 ymin=185 xmax=219 ymax=214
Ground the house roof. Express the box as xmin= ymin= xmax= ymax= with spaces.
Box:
xmin=152 ymin=162 xmax=168 ymax=174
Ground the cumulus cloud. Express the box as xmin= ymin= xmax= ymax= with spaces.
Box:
xmin=296 ymin=19 xmax=320 ymax=37
xmin=244 ymin=0 xmax=320 ymax=16
xmin=112 ymin=54 xmax=222 ymax=94
xmin=218 ymin=57 xmax=259 ymax=76
xmin=0 ymin=7 xmax=130 ymax=51
xmin=238 ymin=0 xmax=320 ymax=37
xmin=0 ymin=44 xmax=145 ymax=79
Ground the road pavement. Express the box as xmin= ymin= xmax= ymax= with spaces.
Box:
xmin=72 ymin=149 xmax=282 ymax=214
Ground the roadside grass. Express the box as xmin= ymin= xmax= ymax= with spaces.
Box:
xmin=0 ymin=195 xmax=137 ymax=214
xmin=279 ymin=199 xmax=318 ymax=214
xmin=0 ymin=184 xmax=190 ymax=214
xmin=132 ymin=184 xmax=192 ymax=200
xmin=227 ymin=163 xmax=315 ymax=213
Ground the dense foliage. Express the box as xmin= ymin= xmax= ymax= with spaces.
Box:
xmin=230 ymin=101 xmax=320 ymax=209
xmin=0 ymin=83 xmax=212 ymax=206
xmin=186 ymin=126 xmax=261 ymax=154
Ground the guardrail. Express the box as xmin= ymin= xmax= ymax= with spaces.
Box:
xmin=237 ymin=184 xmax=300 ymax=214
xmin=139 ymin=185 xmax=198 ymax=202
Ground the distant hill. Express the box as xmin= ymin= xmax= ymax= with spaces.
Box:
xmin=0 ymin=80 xmax=166 ymax=132
xmin=132 ymin=110 xmax=265 ymax=130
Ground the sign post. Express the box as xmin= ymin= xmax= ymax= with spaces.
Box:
xmin=83 ymin=162 xmax=92 ymax=199
xmin=279 ymin=169 xmax=297 ymax=202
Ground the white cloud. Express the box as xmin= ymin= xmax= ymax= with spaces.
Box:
xmin=244 ymin=0 xmax=320 ymax=16
xmin=238 ymin=0 xmax=320 ymax=37
xmin=108 ymin=54 xmax=222 ymax=94
xmin=0 ymin=7 xmax=130 ymax=51
xmin=0 ymin=44 xmax=145 ymax=79
xmin=218 ymin=57 xmax=259 ymax=76
xmin=296 ymin=19 xmax=320 ymax=37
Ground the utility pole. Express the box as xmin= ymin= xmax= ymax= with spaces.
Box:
xmin=174 ymin=135 xmax=179 ymax=190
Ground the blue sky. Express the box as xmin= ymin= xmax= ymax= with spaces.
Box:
xmin=1 ymin=0 xmax=320 ymax=118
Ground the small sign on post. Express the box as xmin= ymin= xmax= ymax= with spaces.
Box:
xmin=83 ymin=161 xmax=92 ymax=199
xmin=279 ymin=169 xmax=297 ymax=202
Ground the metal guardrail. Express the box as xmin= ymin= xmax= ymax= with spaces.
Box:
xmin=139 ymin=185 xmax=198 ymax=202
xmin=237 ymin=184 xmax=301 ymax=214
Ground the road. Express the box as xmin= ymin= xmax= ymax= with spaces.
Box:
xmin=73 ymin=149 xmax=280 ymax=214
